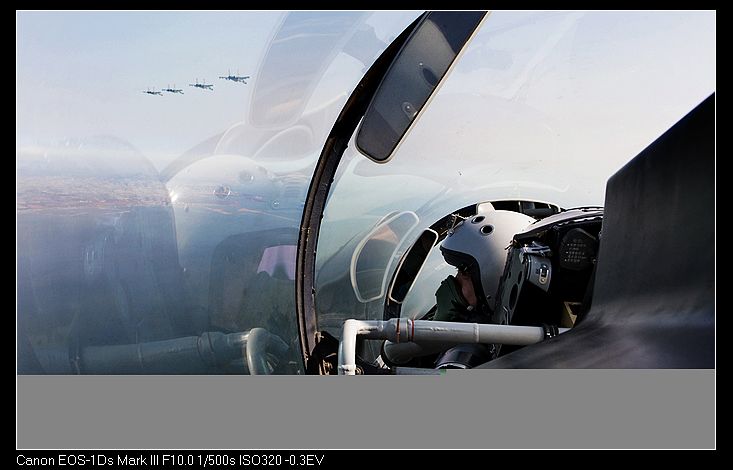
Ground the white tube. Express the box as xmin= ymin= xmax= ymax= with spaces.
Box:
xmin=338 ymin=319 xmax=569 ymax=375
xmin=337 ymin=320 xmax=380 ymax=376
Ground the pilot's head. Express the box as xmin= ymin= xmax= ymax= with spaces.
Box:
xmin=440 ymin=204 xmax=533 ymax=312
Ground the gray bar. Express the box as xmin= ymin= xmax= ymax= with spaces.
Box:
xmin=17 ymin=370 xmax=714 ymax=449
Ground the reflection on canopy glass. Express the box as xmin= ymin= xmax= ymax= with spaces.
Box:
xmin=17 ymin=11 xmax=419 ymax=374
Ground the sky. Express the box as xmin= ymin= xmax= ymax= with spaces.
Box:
xmin=18 ymin=10 xmax=715 ymax=207
xmin=17 ymin=11 xmax=425 ymax=170
xmin=322 ymin=10 xmax=716 ymax=220
xmin=17 ymin=12 xmax=284 ymax=166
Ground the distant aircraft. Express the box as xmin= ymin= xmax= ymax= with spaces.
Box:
xmin=142 ymin=88 xmax=163 ymax=96
xmin=219 ymin=69 xmax=250 ymax=84
xmin=162 ymin=84 xmax=184 ymax=95
xmin=189 ymin=79 xmax=214 ymax=91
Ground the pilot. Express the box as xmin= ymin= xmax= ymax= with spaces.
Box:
xmin=432 ymin=205 xmax=534 ymax=368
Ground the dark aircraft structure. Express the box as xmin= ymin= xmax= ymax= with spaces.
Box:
xmin=17 ymin=11 xmax=714 ymax=375
xmin=162 ymin=85 xmax=184 ymax=94
xmin=142 ymin=88 xmax=162 ymax=96
xmin=219 ymin=69 xmax=250 ymax=84
xmin=188 ymin=79 xmax=214 ymax=91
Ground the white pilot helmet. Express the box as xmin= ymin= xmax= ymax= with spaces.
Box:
xmin=440 ymin=203 xmax=534 ymax=311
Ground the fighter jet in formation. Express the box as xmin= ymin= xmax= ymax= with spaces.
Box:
xmin=162 ymin=85 xmax=184 ymax=95
xmin=219 ymin=69 xmax=250 ymax=84
xmin=145 ymin=72 xmax=248 ymax=96
xmin=189 ymin=79 xmax=214 ymax=91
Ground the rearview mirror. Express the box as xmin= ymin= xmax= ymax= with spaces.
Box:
xmin=355 ymin=11 xmax=486 ymax=162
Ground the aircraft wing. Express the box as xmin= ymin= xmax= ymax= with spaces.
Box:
xmin=478 ymin=95 xmax=715 ymax=368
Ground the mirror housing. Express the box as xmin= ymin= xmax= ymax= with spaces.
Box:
xmin=355 ymin=11 xmax=486 ymax=162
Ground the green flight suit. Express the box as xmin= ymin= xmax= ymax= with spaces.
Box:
xmin=434 ymin=275 xmax=469 ymax=322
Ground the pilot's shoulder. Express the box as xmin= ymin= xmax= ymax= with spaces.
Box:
xmin=436 ymin=275 xmax=458 ymax=295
